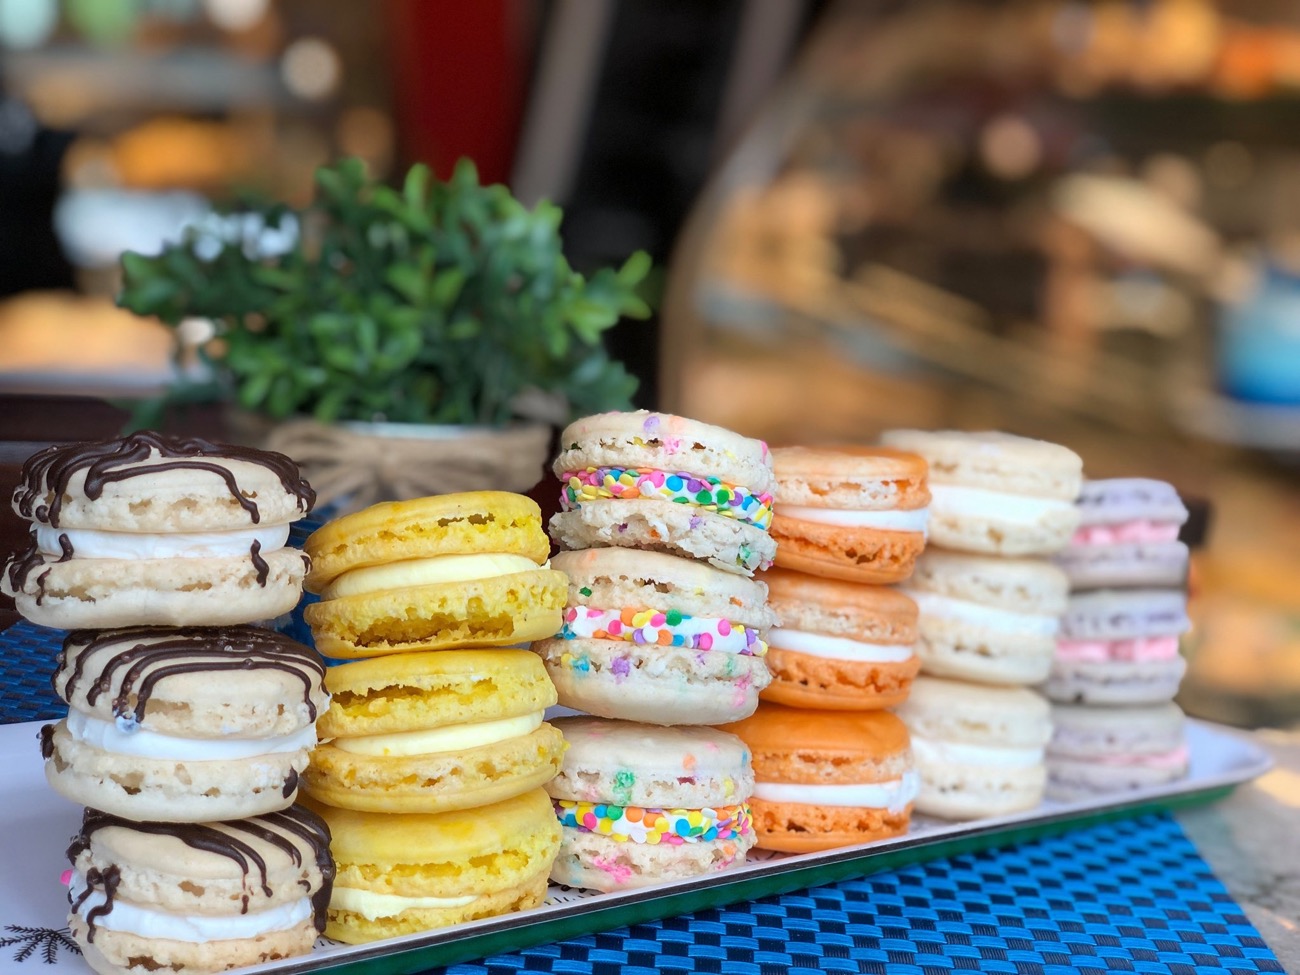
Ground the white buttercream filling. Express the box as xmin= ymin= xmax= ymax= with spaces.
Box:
xmin=68 ymin=871 xmax=311 ymax=942
xmin=329 ymin=886 xmax=478 ymax=920
xmin=322 ymin=553 xmax=539 ymax=600
xmin=928 ymin=485 xmax=1074 ymax=524
xmin=767 ymin=627 xmax=915 ymax=663
xmin=904 ymin=590 xmax=1060 ymax=636
xmin=752 ymin=770 xmax=919 ymax=814
xmin=331 ymin=711 xmax=544 ymax=757
xmin=778 ymin=505 xmax=930 ymax=534
xmin=911 ymin=736 xmax=1044 ymax=768
xmin=35 ymin=524 xmax=289 ymax=560
xmin=66 ymin=710 xmax=317 ymax=761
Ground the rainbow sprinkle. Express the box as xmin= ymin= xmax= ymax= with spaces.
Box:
xmin=554 ymin=800 xmax=753 ymax=845
xmin=559 ymin=467 xmax=774 ymax=531
xmin=562 ymin=606 xmax=766 ymax=656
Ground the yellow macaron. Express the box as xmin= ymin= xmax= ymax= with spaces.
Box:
xmin=303 ymin=649 xmax=566 ymax=813
xmin=305 ymin=788 xmax=561 ymax=943
xmin=303 ymin=492 xmax=568 ymax=659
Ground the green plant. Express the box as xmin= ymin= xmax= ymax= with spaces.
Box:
xmin=118 ymin=157 xmax=651 ymax=426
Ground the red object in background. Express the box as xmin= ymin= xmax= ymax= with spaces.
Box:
xmin=387 ymin=0 xmax=532 ymax=183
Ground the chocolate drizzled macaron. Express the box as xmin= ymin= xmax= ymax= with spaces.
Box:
xmin=45 ymin=626 xmax=327 ymax=822
xmin=2 ymin=432 xmax=315 ymax=628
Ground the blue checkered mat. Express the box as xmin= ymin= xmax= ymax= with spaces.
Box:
xmin=0 ymin=619 xmax=1284 ymax=974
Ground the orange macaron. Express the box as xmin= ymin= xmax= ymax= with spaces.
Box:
xmin=760 ymin=568 xmax=920 ymax=710
xmin=770 ymin=446 xmax=929 ymax=584
xmin=719 ymin=703 xmax=917 ymax=853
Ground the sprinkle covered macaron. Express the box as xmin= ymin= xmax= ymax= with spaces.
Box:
xmin=545 ymin=717 xmax=755 ymax=891
xmin=721 ymin=703 xmax=917 ymax=852
xmin=1057 ymin=479 xmax=1190 ymax=590
xmin=771 ymin=445 xmax=930 ymax=584
xmin=303 ymin=491 xmax=567 ymax=659
xmin=550 ymin=411 xmax=777 ymax=576
xmin=896 ymin=676 xmax=1051 ymax=819
xmin=306 ymin=789 xmax=560 ymax=943
xmin=2 ymin=432 xmax=315 ymax=628
xmin=880 ymin=430 xmax=1082 ymax=557
xmin=303 ymin=649 xmax=565 ymax=813
xmin=65 ymin=805 xmax=333 ymax=975
xmin=533 ymin=548 xmax=775 ymax=725
xmin=760 ymin=568 xmax=920 ymax=710
xmin=44 ymin=626 xmax=327 ymax=822
xmin=1047 ymin=702 xmax=1190 ymax=800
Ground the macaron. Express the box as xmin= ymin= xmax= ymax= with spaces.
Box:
xmin=303 ymin=649 xmax=565 ymax=813
xmin=303 ymin=491 xmax=568 ymax=659
xmin=1047 ymin=702 xmax=1189 ymax=801
xmin=770 ymin=445 xmax=930 ymax=584
xmin=896 ymin=676 xmax=1051 ymax=819
xmin=1057 ymin=478 xmax=1190 ymax=589
xmin=1046 ymin=589 xmax=1190 ymax=704
xmin=720 ymin=703 xmax=916 ymax=852
xmin=45 ymin=626 xmax=327 ymax=822
xmin=66 ymin=804 xmax=333 ymax=975
xmin=533 ymin=548 xmax=775 ymax=725
xmin=546 ymin=717 xmax=755 ymax=891
xmin=2 ymin=431 xmax=314 ymax=628
xmin=550 ymin=410 xmax=777 ymax=576
xmin=305 ymin=789 xmax=560 ymax=943
xmin=879 ymin=430 xmax=1082 ymax=556
xmin=902 ymin=550 xmax=1069 ymax=685
xmin=760 ymin=567 xmax=920 ymax=709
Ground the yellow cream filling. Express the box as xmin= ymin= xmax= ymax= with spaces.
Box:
xmin=330 ymin=886 xmax=478 ymax=921
xmin=322 ymin=553 xmax=540 ymax=600
xmin=332 ymin=711 xmax=545 ymax=757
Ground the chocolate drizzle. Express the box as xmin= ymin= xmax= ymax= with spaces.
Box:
xmin=56 ymin=534 xmax=73 ymax=561
xmin=14 ymin=431 xmax=314 ymax=527
xmin=61 ymin=626 xmax=326 ymax=723
xmin=250 ymin=539 xmax=270 ymax=587
xmin=5 ymin=542 xmax=45 ymax=594
xmin=68 ymin=805 xmax=335 ymax=936
xmin=39 ymin=723 xmax=54 ymax=759
xmin=282 ymin=767 xmax=299 ymax=799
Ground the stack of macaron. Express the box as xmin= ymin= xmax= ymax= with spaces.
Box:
xmin=300 ymin=491 xmax=567 ymax=941
xmin=537 ymin=411 xmax=774 ymax=889
xmin=1044 ymin=479 xmax=1193 ymax=799
xmin=1 ymin=432 xmax=334 ymax=975
xmin=719 ymin=446 xmax=928 ymax=852
xmin=882 ymin=430 xmax=1082 ymax=820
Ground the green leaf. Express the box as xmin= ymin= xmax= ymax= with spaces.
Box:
xmin=385 ymin=264 xmax=426 ymax=304
xmin=430 ymin=267 xmax=466 ymax=309
xmin=237 ymin=371 xmax=273 ymax=410
xmin=617 ymin=250 xmax=652 ymax=286
xmin=404 ymin=164 xmax=430 ymax=209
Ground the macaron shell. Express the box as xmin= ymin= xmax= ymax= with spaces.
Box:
xmin=1060 ymin=589 xmax=1191 ymax=641
xmin=71 ymin=915 xmax=319 ymax=975
xmin=761 ymin=646 xmax=919 ymax=710
xmin=1046 ymin=757 xmax=1187 ymax=802
xmin=720 ymin=704 xmax=912 ymax=784
xmin=1044 ymin=656 xmax=1187 ymax=705
xmin=879 ymin=429 xmax=1083 ymax=500
xmin=913 ymin=613 xmax=1055 ymax=686
xmin=747 ymin=799 xmax=911 ymax=853
xmin=304 ymin=491 xmax=549 ymax=592
xmin=909 ymin=758 xmax=1045 ymax=819
xmin=318 ymin=649 xmax=557 ymax=738
xmin=1056 ymin=541 xmax=1189 ymax=590
xmin=908 ymin=550 xmax=1069 ymax=615
xmin=772 ymin=445 xmax=930 ymax=510
xmin=549 ymin=499 xmax=776 ymax=577
xmin=763 ymin=568 xmax=918 ymax=643
xmin=302 ymin=722 xmax=566 ymax=813
xmin=305 ymin=568 xmax=568 ymax=659
xmin=770 ymin=518 xmax=925 ymax=584
xmin=1048 ymin=702 xmax=1186 ymax=759
xmin=924 ymin=499 xmax=1079 ymax=557
xmin=1076 ymin=478 xmax=1189 ymax=527
xmin=551 ymin=828 xmax=754 ymax=892
xmin=896 ymin=676 xmax=1051 ymax=749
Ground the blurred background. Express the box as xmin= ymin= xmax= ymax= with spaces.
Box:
xmin=0 ymin=0 xmax=1297 ymax=727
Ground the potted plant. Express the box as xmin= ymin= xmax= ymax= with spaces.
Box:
xmin=117 ymin=157 xmax=652 ymax=510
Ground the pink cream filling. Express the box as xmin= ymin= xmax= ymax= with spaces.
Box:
xmin=1072 ymin=521 xmax=1181 ymax=545
xmin=1091 ymin=744 xmax=1190 ymax=770
xmin=1055 ymin=636 xmax=1181 ymax=663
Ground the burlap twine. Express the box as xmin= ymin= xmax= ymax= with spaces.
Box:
xmin=263 ymin=419 xmax=551 ymax=515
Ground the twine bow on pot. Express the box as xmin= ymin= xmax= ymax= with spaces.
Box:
xmin=263 ymin=419 xmax=551 ymax=515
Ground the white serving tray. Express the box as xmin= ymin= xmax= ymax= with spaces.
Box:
xmin=0 ymin=718 xmax=1271 ymax=975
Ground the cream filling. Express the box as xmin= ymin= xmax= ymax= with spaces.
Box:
xmin=66 ymin=710 xmax=316 ymax=761
xmin=322 ymin=553 xmax=539 ymax=600
xmin=330 ymin=886 xmax=479 ymax=921
xmin=752 ymin=770 xmax=919 ymax=814
xmin=35 ymin=524 xmax=289 ymax=560
xmin=929 ymin=484 xmax=1075 ymax=524
xmin=331 ymin=711 xmax=544 ymax=757
xmin=778 ymin=505 xmax=930 ymax=534
xmin=904 ymin=590 xmax=1060 ymax=636
xmin=68 ymin=871 xmax=311 ymax=942
xmin=767 ymin=628 xmax=915 ymax=663
xmin=911 ymin=736 xmax=1044 ymax=768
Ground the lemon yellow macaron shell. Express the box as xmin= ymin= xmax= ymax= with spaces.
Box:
xmin=304 ymin=789 xmax=562 ymax=944
xmin=318 ymin=649 xmax=557 ymax=739
xmin=304 ymin=491 xmax=550 ymax=593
